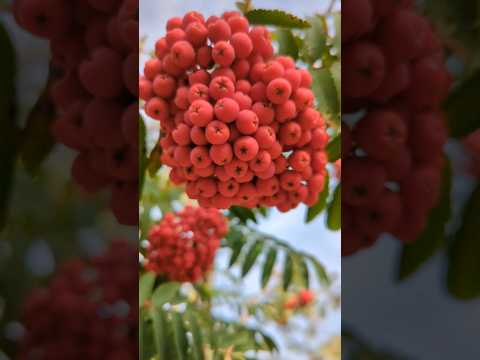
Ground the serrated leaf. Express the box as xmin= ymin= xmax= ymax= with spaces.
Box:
xmin=327 ymin=183 xmax=341 ymax=231
xmin=326 ymin=134 xmax=341 ymax=162
xmin=172 ymin=313 xmax=188 ymax=360
xmin=152 ymin=282 xmax=181 ymax=307
xmin=151 ymin=308 xmax=167 ymax=359
xmin=261 ymin=248 xmax=278 ymax=288
xmin=306 ymin=173 xmax=330 ymax=223
xmin=447 ymin=184 xmax=480 ymax=299
xmin=276 ymin=29 xmax=299 ymax=59
xmin=311 ymin=67 xmax=340 ymax=124
xmin=245 ymin=9 xmax=311 ymax=29
xmin=398 ymin=162 xmax=452 ymax=280
xmin=282 ymin=253 xmax=294 ymax=291
xmin=188 ymin=310 xmax=205 ymax=360
xmin=241 ymin=241 xmax=264 ymax=277
xmin=0 ymin=23 xmax=17 ymax=230
xmin=139 ymin=272 xmax=156 ymax=307
xmin=20 ymin=69 xmax=56 ymax=175
xmin=303 ymin=15 xmax=327 ymax=61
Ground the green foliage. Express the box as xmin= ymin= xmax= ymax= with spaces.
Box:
xmin=245 ymin=9 xmax=311 ymax=29
xmin=306 ymin=174 xmax=330 ymax=223
xmin=326 ymin=183 xmax=341 ymax=231
xmin=276 ymin=29 xmax=299 ymax=59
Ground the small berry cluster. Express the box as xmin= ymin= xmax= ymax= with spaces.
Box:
xmin=14 ymin=0 xmax=138 ymax=226
xmin=283 ymin=289 xmax=315 ymax=310
xmin=342 ymin=0 xmax=450 ymax=255
xmin=19 ymin=240 xmax=137 ymax=360
xmin=463 ymin=130 xmax=480 ymax=177
xmin=140 ymin=11 xmax=329 ymax=212
xmin=146 ymin=206 xmax=228 ymax=282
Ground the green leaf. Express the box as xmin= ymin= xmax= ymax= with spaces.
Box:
xmin=303 ymin=15 xmax=327 ymax=62
xmin=444 ymin=70 xmax=480 ymax=138
xmin=229 ymin=206 xmax=257 ymax=224
xmin=0 ymin=23 xmax=17 ymax=230
xmin=20 ymin=70 xmax=56 ymax=175
xmin=227 ymin=227 xmax=246 ymax=268
xmin=139 ymin=309 xmax=156 ymax=360
xmin=306 ymin=173 xmax=330 ymax=223
xmin=139 ymin=272 xmax=156 ymax=307
xmin=147 ymin=141 xmax=163 ymax=177
xmin=245 ymin=9 xmax=311 ymax=29
xmin=326 ymin=134 xmax=341 ymax=162
xmin=152 ymin=282 xmax=181 ymax=308
xmin=261 ymin=248 xmax=278 ymax=288
xmin=298 ymin=257 xmax=310 ymax=289
xmin=241 ymin=241 xmax=264 ymax=277
xmin=332 ymin=12 xmax=341 ymax=55
xmin=311 ymin=258 xmax=330 ymax=285
xmin=282 ymin=253 xmax=294 ymax=291
xmin=276 ymin=29 xmax=299 ymax=59
xmin=447 ymin=184 xmax=480 ymax=299
xmin=398 ymin=162 xmax=452 ymax=280
xmin=311 ymin=67 xmax=340 ymax=124
xmin=327 ymin=183 xmax=341 ymax=231
xmin=172 ymin=313 xmax=188 ymax=360
xmin=188 ymin=310 xmax=205 ymax=360
xmin=139 ymin=115 xmax=147 ymax=193
xmin=151 ymin=308 xmax=167 ymax=359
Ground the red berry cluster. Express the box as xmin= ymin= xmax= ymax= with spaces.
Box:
xmin=283 ymin=289 xmax=315 ymax=310
xmin=463 ymin=130 xmax=480 ymax=177
xmin=146 ymin=206 xmax=228 ymax=282
xmin=342 ymin=0 xmax=450 ymax=255
xmin=140 ymin=11 xmax=329 ymax=212
xmin=19 ymin=240 xmax=137 ymax=360
xmin=13 ymin=0 xmax=138 ymax=226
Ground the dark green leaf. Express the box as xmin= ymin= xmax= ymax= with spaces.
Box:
xmin=311 ymin=67 xmax=340 ymax=124
xmin=447 ymin=184 xmax=480 ymax=299
xmin=326 ymin=134 xmax=341 ymax=162
xmin=151 ymin=308 xmax=167 ymax=359
xmin=147 ymin=141 xmax=163 ymax=177
xmin=445 ymin=70 xmax=480 ymax=138
xmin=245 ymin=9 xmax=311 ymax=29
xmin=139 ymin=272 xmax=156 ymax=307
xmin=227 ymin=227 xmax=246 ymax=268
xmin=20 ymin=69 xmax=56 ymax=175
xmin=327 ymin=183 xmax=341 ymax=231
xmin=261 ymin=248 xmax=278 ymax=288
xmin=152 ymin=282 xmax=181 ymax=307
xmin=188 ymin=310 xmax=205 ymax=360
xmin=298 ymin=257 xmax=310 ymax=289
xmin=398 ymin=162 xmax=452 ymax=280
xmin=303 ymin=15 xmax=327 ymax=61
xmin=0 ymin=23 xmax=17 ymax=230
xmin=139 ymin=309 xmax=156 ymax=360
xmin=172 ymin=313 xmax=188 ymax=360
xmin=229 ymin=206 xmax=257 ymax=224
xmin=276 ymin=29 xmax=299 ymax=59
xmin=282 ymin=253 xmax=294 ymax=291
xmin=261 ymin=333 xmax=279 ymax=352
xmin=306 ymin=173 xmax=330 ymax=223
xmin=241 ymin=241 xmax=264 ymax=277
